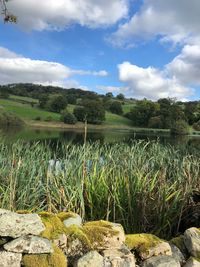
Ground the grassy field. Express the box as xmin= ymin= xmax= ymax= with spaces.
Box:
xmin=0 ymin=140 xmax=199 ymax=238
xmin=0 ymin=96 xmax=133 ymax=128
xmin=0 ymin=98 xmax=60 ymax=121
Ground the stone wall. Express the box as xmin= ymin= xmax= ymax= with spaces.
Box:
xmin=0 ymin=209 xmax=199 ymax=267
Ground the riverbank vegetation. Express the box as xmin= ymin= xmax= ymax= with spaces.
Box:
xmin=0 ymin=83 xmax=200 ymax=134
xmin=0 ymin=140 xmax=199 ymax=239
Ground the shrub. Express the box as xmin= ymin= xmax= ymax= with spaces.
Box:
xmin=35 ymin=116 xmax=41 ymax=121
xmin=109 ymin=101 xmax=123 ymax=115
xmin=60 ymin=111 xmax=77 ymax=124
xmin=45 ymin=116 xmax=53 ymax=122
xmin=170 ymin=120 xmax=190 ymax=135
xmin=193 ymin=120 xmax=200 ymax=131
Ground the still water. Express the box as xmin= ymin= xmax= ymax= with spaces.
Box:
xmin=1 ymin=126 xmax=200 ymax=148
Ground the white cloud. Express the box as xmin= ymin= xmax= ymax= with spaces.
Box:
xmin=167 ymin=44 xmax=200 ymax=86
xmin=0 ymin=46 xmax=107 ymax=87
xmin=96 ymin=85 xmax=127 ymax=94
xmin=7 ymin=0 xmax=128 ymax=31
xmin=118 ymin=61 xmax=192 ymax=100
xmin=109 ymin=0 xmax=200 ymax=47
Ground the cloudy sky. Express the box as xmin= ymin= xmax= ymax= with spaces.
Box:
xmin=1 ymin=0 xmax=200 ymax=100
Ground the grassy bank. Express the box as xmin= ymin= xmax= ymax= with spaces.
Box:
xmin=0 ymin=140 xmax=199 ymax=238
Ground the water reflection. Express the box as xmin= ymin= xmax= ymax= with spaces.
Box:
xmin=0 ymin=126 xmax=200 ymax=149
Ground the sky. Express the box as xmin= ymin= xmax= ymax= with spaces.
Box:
xmin=1 ymin=0 xmax=200 ymax=101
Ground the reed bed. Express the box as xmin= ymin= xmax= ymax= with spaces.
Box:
xmin=0 ymin=140 xmax=199 ymax=238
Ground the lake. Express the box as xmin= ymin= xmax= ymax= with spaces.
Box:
xmin=1 ymin=126 xmax=200 ymax=148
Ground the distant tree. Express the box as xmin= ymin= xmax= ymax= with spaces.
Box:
xmin=0 ymin=90 xmax=9 ymax=99
xmin=67 ymin=95 xmax=77 ymax=105
xmin=170 ymin=120 xmax=190 ymax=135
xmin=109 ymin=101 xmax=123 ymax=115
xmin=148 ymin=116 xmax=162 ymax=129
xmin=38 ymin=94 xmax=49 ymax=109
xmin=74 ymin=100 xmax=105 ymax=124
xmin=105 ymin=92 xmax=114 ymax=98
xmin=47 ymin=95 xmax=67 ymax=113
xmin=193 ymin=120 xmax=200 ymax=131
xmin=129 ymin=99 xmax=159 ymax=127
xmin=116 ymin=93 xmax=125 ymax=101
xmin=61 ymin=110 xmax=77 ymax=124
xmin=73 ymin=107 xmax=86 ymax=122
xmin=184 ymin=102 xmax=200 ymax=125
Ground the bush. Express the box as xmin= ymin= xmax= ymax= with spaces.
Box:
xmin=148 ymin=116 xmax=163 ymax=129
xmin=109 ymin=101 xmax=123 ymax=115
xmin=44 ymin=116 xmax=53 ymax=122
xmin=193 ymin=120 xmax=200 ymax=131
xmin=60 ymin=111 xmax=77 ymax=124
xmin=170 ymin=120 xmax=190 ymax=135
xmin=35 ymin=116 xmax=41 ymax=121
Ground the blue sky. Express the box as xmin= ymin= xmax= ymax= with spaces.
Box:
xmin=0 ymin=0 xmax=200 ymax=100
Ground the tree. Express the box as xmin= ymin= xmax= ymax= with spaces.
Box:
xmin=116 ymin=93 xmax=125 ymax=101
xmin=47 ymin=95 xmax=67 ymax=113
xmin=0 ymin=0 xmax=17 ymax=23
xmin=170 ymin=120 xmax=190 ymax=135
xmin=74 ymin=100 xmax=105 ymax=124
xmin=105 ymin=92 xmax=113 ymax=98
xmin=109 ymin=101 xmax=123 ymax=115
xmin=60 ymin=110 xmax=77 ymax=124
xmin=128 ymin=99 xmax=159 ymax=127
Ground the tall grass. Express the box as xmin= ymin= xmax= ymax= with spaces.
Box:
xmin=0 ymin=140 xmax=199 ymax=238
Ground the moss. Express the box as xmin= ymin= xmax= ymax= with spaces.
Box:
xmin=125 ymin=234 xmax=161 ymax=253
xmin=57 ymin=211 xmax=77 ymax=222
xmin=170 ymin=235 xmax=187 ymax=254
xmin=83 ymin=220 xmax=119 ymax=249
xmin=23 ymin=244 xmax=67 ymax=267
xmin=39 ymin=212 xmax=68 ymax=240
xmin=16 ymin=210 xmax=32 ymax=214
xmin=65 ymin=225 xmax=91 ymax=249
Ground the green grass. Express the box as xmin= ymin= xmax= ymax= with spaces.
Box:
xmin=0 ymin=99 xmax=60 ymax=121
xmin=10 ymin=95 xmax=39 ymax=104
xmin=104 ymin=112 xmax=132 ymax=126
xmin=122 ymin=103 xmax=136 ymax=113
xmin=0 ymin=140 xmax=199 ymax=238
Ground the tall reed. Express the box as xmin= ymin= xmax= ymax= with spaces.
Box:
xmin=0 ymin=140 xmax=199 ymax=238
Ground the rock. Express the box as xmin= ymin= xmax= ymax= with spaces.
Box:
xmin=102 ymin=247 xmax=136 ymax=267
xmin=170 ymin=235 xmax=188 ymax=257
xmin=74 ymin=250 xmax=104 ymax=267
xmin=4 ymin=235 xmax=53 ymax=254
xmin=0 ymin=251 xmax=22 ymax=267
xmin=63 ymin=214 xmax=82 ymax=227
xmin=125 ymin=234 xmax=172 ymax=260
xmin=170 ymin=243 xmax=186 ymax=265
xmin=184 ymin=228 xmax=200 ymax=257
xmin=142 ymin=255 xmax=181 ymax=267
xmin=83 ymin=220 xmax=125 ymax=250
xmin=184 ymin=257 xmax=200 ymax=267
xmin=0 ymin=209 xmax=12 ymax=215
xmin=0 ymin=211 xmax=45 ymax=238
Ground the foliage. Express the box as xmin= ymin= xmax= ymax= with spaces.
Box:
xmin=105 ymin=92 xmax=114 ymax=98
xmin=128 ymin=99 xmax=159 ymax=127
xmin=116 ymin=93 xmax=125 ymax=101
xmin=109 ymin=101 xmax=123 ymax=115
xmin=60 ymin=110 xmax=77 ymax=124
xmin=47 ymin=95 xmax=68 ymax=113
xmin=0 ymin=141 xmax=199 ymax=238
xmin=74 ymin=100 xmax=105 ymax=124
xmin=170 ymin=120 xmax=190 ymax=135
xmin=0 ymin=0 xmax=17 ymax=23
xmin=148 ymin=116 xmax=162 ymax=128
xmin=0 ymin=109 xmax=24 ymax=127
xmin=193 ymin=120 xmax=200 ymax=131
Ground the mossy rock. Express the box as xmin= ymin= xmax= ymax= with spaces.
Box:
xmin=39 ymin=212 xmax=68 ymax=240
xmin=126 ymin=233 xmax=161 ymax=252
xmin=125 ymin=233 xmax=171 ymax=260
xmin=170 ymin=235 xmax=188 ymax=256
xmin=22 ymin=244 xmax=67 ymax=267
xmin=57 ymin=211 xmax=77 ymax=222
xmin=83 ymin=220 xmax=123 ymax=250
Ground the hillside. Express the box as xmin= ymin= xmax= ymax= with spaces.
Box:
xmin=0 ymin=94 xmax=133 ymax=129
